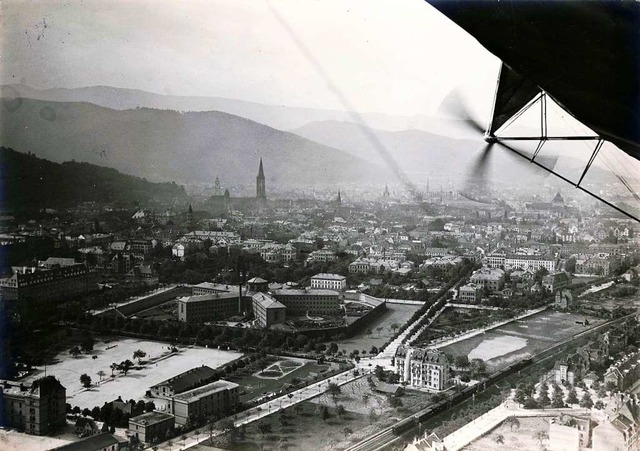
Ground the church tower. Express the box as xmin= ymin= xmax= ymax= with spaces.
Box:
xmin=337 ymin=190 xmax=342 ymax=207
xmin=256 ymin=158 xmax=266 ymax=200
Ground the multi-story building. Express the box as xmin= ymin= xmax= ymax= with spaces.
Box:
xmin=0 ymin=259 xmax=98 ymax=302
xmin=0 ymin=376 xmax=66 ymax=435
xmin=576 ymin=257 xmax=611 ymax=276
xmin=458 ymin=283 xmax=482 ymax=303
xmin=542 ymin=272 xmax=572 ymax=293
xmin=604 ymin=350 xmax=640 ymax=391
xmin=168 ymin=380 xmax=239 ymax=426
xmin=177 ymin=292 xmax=249 ymax=324
xmin=505 ymin=254 xmax=557 ymax=272
xmin=272 ymin=288 xmax=342 ymax=316
xmin=308 ymin=249 xmax=337 ymax=263
xmin=470 ymin=268 xmax=506 ymax=292
xmin=128 ymin=411 xmax=175 ymax=444
xmin=549 ymin=414 xmax=591 ymax=450
xmin=394 ymin=346 xmax=450 ymax=391
xmin=592 ymin=393 xmax=640 ymax=451
xmin=484 ymin=252 xmax=506 ymax=268
xmin=150 ymin=366 xmax=219 ymax=398
xmin=310 ymin=273 xmax=347 ymax=292
xmin=252 ymin=292 xmax=286 ymax=328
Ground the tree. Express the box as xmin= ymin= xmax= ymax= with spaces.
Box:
xmin=388 ymin=396 xmax=403 ymax=409
xmin=376 ymin=327 xmax=383 ymax=336
xmin=494 ymin=434 xmax=505 ymax=445
xmin=552 ymin=388 xmax=565 ymax=408
xmin=455 ymin=355 xmax=470 ymax=370
xmin=579 ymin=391 xmax=594 ymax=409
xmin=258 ymin=423 xmax=272 ymax=436
xmin=327 ymin=383 xmax=341 ymax=404
xmin=145 ymin=401 xmax=156 ymax=412
xmin=362 ymin=393 xmax=370 ymax=408
xmin=368 ymin=408 xmax=378 ymax=425
xmin=390 ymin=323 xmax=400 ymax=334
xmin=294 ymin=403 xmax=303 ymax=416
xmin=534 ymin=431 xmax=548 ymax=447
xmin=118 ymin=360 xmax=134 ymax=375
xmin=566 ymin=388 xmax=579 ymax=405
xmin=69 ymin=346 xmax=81 ymax=358
xmin=504 ymin=416 xmax=520 ymax=431
xmin=80 ymin=374 xmax=92 ymax=388
xmin=336 ymin=405 xmax=346 ymax=419
xmin=343 ymin=427 xmax=353 ymax=440
xmin=110 ymin=363 xmax=118 ymax=377
xmin=81 ymin=335 xmax=95 ymax=354
xmin=133 ymin=350 xmax=146 ymax=363
xmin=97 ymin=370 xmax=106 ymax=381
xmin=320 ymin=405 xmax=330 ymax=422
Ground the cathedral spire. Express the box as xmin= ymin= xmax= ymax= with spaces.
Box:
xmin=256 ymin=158 xmax=266 ymax=199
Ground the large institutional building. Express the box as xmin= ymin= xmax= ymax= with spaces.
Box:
xmin=310 ymin=273 xmax=347 ymax=292
xmin=0 ymin=258 xmax=98 ymax=301
xmin=395 ymin=346 xmax=451 ymax=391
xmin=0 ymin=376 xmax=67 ymax=435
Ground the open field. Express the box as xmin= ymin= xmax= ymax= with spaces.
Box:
xmin=24 ymin=337 xmax=241 ymax=409
xmin=210 ymin=376 xmax=431 ymax=451
xmin=441 ymin=311 xmax=605 ymax=372
xmin=462 ymin=416 xmax=553 ymax=451
xmin=334 ymin=303 xmax=421 ymax=355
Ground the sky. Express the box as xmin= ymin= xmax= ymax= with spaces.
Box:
xmin=2 ymin=0 xmax=639 ymax=197
xmin=0 ymin=0 xmax=499 ymax=117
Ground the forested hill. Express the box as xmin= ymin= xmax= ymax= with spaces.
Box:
xmin=1 ymin=147 xmax=187 ymax=211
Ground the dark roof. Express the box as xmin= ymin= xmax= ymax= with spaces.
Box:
xmin=151 ymin=365 xmax=217 ymax=393
xmin=53 ymin=433 xmax=121 ymax=451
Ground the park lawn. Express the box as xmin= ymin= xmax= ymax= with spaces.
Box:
xmin=334 ymin=303 xmax=420 ymax=355
xmin=462 ymin=416 xmax=553 ymax=451
xmin=229 ymin=359 xmax=335 ymax=403
xmin=24 ymin=337 xmax=241 ymax=409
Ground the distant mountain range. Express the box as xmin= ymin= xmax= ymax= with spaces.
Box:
xmin=290 ymin=119 xmax=587 ymax=188
xmin=0 ymin=147 xmax=187 ymax=211
xmin=0 ymin=97 xmax=382 ymax=187
xmin=1 ymin=84 xmax=441 ymax=133
xmin=0 ymin=84 xmax=620 ymax=193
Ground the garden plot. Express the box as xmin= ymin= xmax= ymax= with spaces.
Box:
xmin=24 ymin=337 xmax=241 ymax=409
xmin=255 ymin=358 xmax=304 ymax=379
xmin=462 ymin=416 xmax=553 ymax=451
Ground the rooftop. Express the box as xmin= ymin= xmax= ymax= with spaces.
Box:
xmin=150 ymin=365 xmax=217 ymax=393
xmin=129 ymin=411 xmax=174 ymax=426
xmin=311 ymin=273 xmax=346 ymax=281
xmin=172 ymin=379 xmax=239 ymax=402
xmin=53 ymin=433 xmax=123 ymax=451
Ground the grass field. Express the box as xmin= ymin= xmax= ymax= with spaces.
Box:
xmin=462 ymin=416 xmax=552 ymax=451
xmin=440 ymin=311 xmax=604 ymax=372
xmin=24 ymin=337 xmax=242 ymax=409
xmin=210 ymin=376 xmax=432 ymax=450
xmin=335 ymin=303 xmax=421 ymax=355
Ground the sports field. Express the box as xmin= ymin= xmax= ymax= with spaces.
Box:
xmin=440 ymin=310 xmax=604 ymax=371
xmin=24 ymin=337 xmax=242 ymax=409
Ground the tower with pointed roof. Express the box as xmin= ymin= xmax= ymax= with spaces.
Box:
xmin=256 ymin=159 xmax=266 ymax=200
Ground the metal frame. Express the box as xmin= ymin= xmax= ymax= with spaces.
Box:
xmin=485 ymin=89 xmax=640 ymax=222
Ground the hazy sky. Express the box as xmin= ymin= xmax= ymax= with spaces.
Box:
xmin=1 ymin=0 xmax=499 ymax=116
